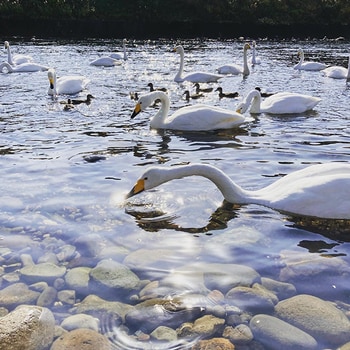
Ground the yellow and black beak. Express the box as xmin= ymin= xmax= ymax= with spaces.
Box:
xmin=48 ymin=77 xmax=54 ymax=90
xmin=125 ymin=179 xmax=145 ymax=198
xmin=131 ymin=103 xmax=141 ymax=119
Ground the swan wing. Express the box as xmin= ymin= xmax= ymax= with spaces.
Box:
xmin=322 ymin=66 xmax=348 ymax=79
xmin=182 ymin=72 xmax=222 ymax=83
xmin=90 ymin=57 xmax=121 ymax=67
xmin=298 ymin=61 xmax=328 ymax=71
xmin=254 ymin=163 xmax=350 ymax=219
xmin=261 ymin=92 xmax=321 ymax=114
xmin=217 ymin=64 xmax=242 ymax=75
xmin=13 ymin=62 xmax=49 ymax=72
xmin=57 ymin=75 xmax=90 ymax=94
xmin=166 ymin=105 xmax=245 ymax=131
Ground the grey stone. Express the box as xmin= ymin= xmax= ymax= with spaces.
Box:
xmin=20 ymin=262 xmax=66 ymax=284
xmin=61 ymin=314 xmax=99 ymax=332
xmin=150 ymin=326 xmax=178 ymax=342
xmin=65 ymin=267 xmax=91 ymax=294
xmin=0 ymin=282 xmax=40 ymax=308
xmin=250 ymin=314 xmax=317 ymax=350
xmin=37 ymin=286 xmax=57 ymax=307
xmin=261 ymin=277 xmax=296 ymax=300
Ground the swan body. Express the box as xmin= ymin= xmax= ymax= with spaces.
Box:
xmin=109 ymin=39 xmax=128 ymax=60
xmin=0 ymin=61 xmax=48 ymax=73
xmin=47 ymin=68 xmax=89 ymax=96
xmin=322 ymin=56 xmax=350 ymax=79
xmin=131 ymin=91 xmax=245 ymax=131
xmin=4 ymin=41 xmax=33 ymax=65
xmin=236 ymin=90 xmax=321 ymax=114
xmin=126 ymin=163 xmax=350 ymax=220
xmin=90 ymin=56 xmax=121 ymax=67
xmin=218 ymin=43 xmax=250 ymax=75
xmin=174 ymin=45 xmax=223 ymax=83
xmin=249 ymin=41 xmax=261 ymax=65
xmin=294 ymin=48 xmax=327 ymax=71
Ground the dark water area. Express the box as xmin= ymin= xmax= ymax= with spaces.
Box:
xmin=1 ymin=18 xmax=350 ymax=39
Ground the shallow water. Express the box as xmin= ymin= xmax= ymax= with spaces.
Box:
xmin=1 ymin=37 xmax=350 ymax=348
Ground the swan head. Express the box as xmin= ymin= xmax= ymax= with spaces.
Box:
xmin=47 ymin=68 xmax=56 ymax=89
xmin=131 ymin=91 xmax=165 ymax=119
xmin=297 ymin=48 xmax=304 ymax=57
xmin=4 ymin=41 xmax=9 ymax=49
xmin=243 ymin=43 xmax=251 ymax=51
xmin=174 ymin=45 xmax=184 ymax=55
xmin=126 ymin=167 xmax=165 ymax=198
xmin=252 ymin=41 xmax=256 ymax=48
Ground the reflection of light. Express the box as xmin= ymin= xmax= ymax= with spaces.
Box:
xmin=109 ymin=191 xmax=128 ymax=208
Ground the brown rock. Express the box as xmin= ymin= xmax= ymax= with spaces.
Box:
xmin=191 ymin=337 xmax=235 ymax=350
xmin=50 ymin=329 xmax=111 ymax=350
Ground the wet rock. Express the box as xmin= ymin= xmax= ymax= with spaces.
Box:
xmin=75 ymin=294 xmax=132 ymax=321
xmin=56 ymin=244 xmax=76 ymax=262
xmin=191 ymin=337 xmax=235 ymax=350
xmin=50 ymin=328 xmax=111 ymax=350
xmin=65 ymin=267 xmax=91 ymax=295
xmin=150 ymin=325 xmax=178 ymax=342
xmin=20 ymin=262 xmax=66 ymax=284
xmin=61 ymin=314 xmax=99 ymax=332
xmin=250 ymin=314 xmax=317 ymax=350
xmin=279 ymin=250 xmax=350 ymax=298
xmin=57 ymin=289 xmax=76 ymax=305
xmin=191 ymin=314 xmax=225 ymax=336
xmin=275 ymin=294 xmax=350 ymax=347
xmin=203 ymin=263 xmax=261 ymax=294
xmin=226 ymin=283 xmax=277 ymax=314
xmin=261 ymin=277 xmax=296 ymax=300
xmin=223 ymin=324 xmax=253 ymax=344
xmin=74 ymin=234 xmax=103 ymax=257
xmin=37 ymin=286 xmax=57 ymax=307
xmin=0 ymin=282 xmax=40 ymax=308
xmin=0 ymin=305 xmax=55 ymax=350
xmin=339 ymin=342 xmax=350 ymax=350
xmin=89 ymin=259 xmax=140 ymax=298
xmin=125 ymin=297 xmax=203 ymax=333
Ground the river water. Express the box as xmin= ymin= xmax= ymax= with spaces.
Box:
xmin=1 ymin=38 xmax=350 ymax=348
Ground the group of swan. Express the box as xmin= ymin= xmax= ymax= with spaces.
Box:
xmin=126 ymin=162 xmax=350 ymax=220
xmin=3 ymin=41 xmax=49 ymax=72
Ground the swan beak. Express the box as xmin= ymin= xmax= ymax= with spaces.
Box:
xmin=236 ymin=108 xmax=242 ymax=114
xmin=126 ymin=179 xmax=145 ymax=198
xmin=48 ymin=77 xmax=54 ymax=90
xmin=131 ymin=103 xmax=141 ymax=119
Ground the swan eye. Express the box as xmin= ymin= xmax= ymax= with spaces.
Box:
xmin=143 ymin=177 xmax=148 ymax=181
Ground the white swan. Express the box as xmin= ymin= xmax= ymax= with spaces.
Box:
xmin=236 ymin=89 xmax=321 ymax=114
xmin=174 ymin=45 xmax=223 ymax=83
xmin=4 ymin=41 xmax=33 ymax=66
xmin=322 ymin=55 xmax=350 ymax=79
xmin=126 ymin=162 xmax=350 ymax=220
xmin=294 ymin=48 xmax=327 ymax=71
xmin=249 ymin=41 xmax=261 ymax=65
xmin=90 ymin=56 xmax=122 ymax=67
xmin=47 ymin=68 xmax=90 ymax=97
xmin=0 ymin=61 xmax=49 ymax=73
xmin=109 ymin=39 xmax=128 ymax=60
xmin=131 ymin=91 xmax=245 ymax=131
xmin=218 ymin=43 xmax=250 ymax=75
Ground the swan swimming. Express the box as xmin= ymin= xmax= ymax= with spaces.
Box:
xmin=218 ymin=43 xmax=251 ymax=75
xmin=126 ymin=162 xmax=350 ymax=220
xmin=47 ymin=68 xmax=90 ymax=97
xmin=293 ymin=48 xmax=327 ymax=71
xmin=130 ymin=91 xmax=245 ymax=131
xmin=174 ymin=45 xmax=223 ymax=83
xmin=90 ymin=56 xmax=122 ymax=67
xmin=109 ymin=39 xmax=128 ymax=60
xmin=0 ymin=61 xmax=48 ymax=73
xmin=4 ymin=41 xmax=33 ymax=66
xmin=249 ymin=41 xmax=261 ymax=65
xmin=322 ymin=55 xmax=350 ymax=79
xmin=236 ymin=89 xmax=321 ymax=114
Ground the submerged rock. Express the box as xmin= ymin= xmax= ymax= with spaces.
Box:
xmin=0 ymin=305 xmax=55 ymax=350
xmin=0 ymin=282 xmax=40 ymax=308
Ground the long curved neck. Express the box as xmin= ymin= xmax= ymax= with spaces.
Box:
xmin=244 ymin=90 xmax=261 ymax=113
xmin=6 ymin=45 xmax=14 ymax=66
xmin=243 ymin=48 xmax=250 ymax=75
xmin=296 ymin=51 xmax=304 ymax=68
xmin=0 ymin=62 xmax=14 ymax=72
xmin=123 ymin=40 xmax=127 ymax=60
xmin=175 ymin=48 xmax=184 ymax=82
xmin=347 ymin=56 xmax=350 ymax=79
xmin=161 ymin=164 xmax=250 ymax=203
xmin=251 ymin=46 xmax=256 ymax=63
xmin=149 ymin=91 xmax=170 ymax=129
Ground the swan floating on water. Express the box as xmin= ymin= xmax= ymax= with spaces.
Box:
xmin=109 ymin=39 xmax=128 ymax=60
xmin=236 ymin=89 xmax=321 ymax=114
xmin=0 ymin=61 xmax=49 ymax=73
xmin=322 ymin=55 xmax=350 ymax=79
xmin=249 ymin=41 xmax=261 ymax=65
xmin=174 ymin=45 xmax=223 ymax=83
xmin=4 ymin=41 xmax=33 ymax=65
xmin=126 ymin=162 xmax=350 ymax=220
xmin=47 ymin=68 xmax=90 ymax=97
xmin=293 ymin=48 xmax=328 ymax=71
xmin=90 ymin=56 xmax=122 ymax=67
xmin=130 ymin=91 xmax=245 ymax=131
xmin=218 ymin=43 xmax=250 ymax=75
